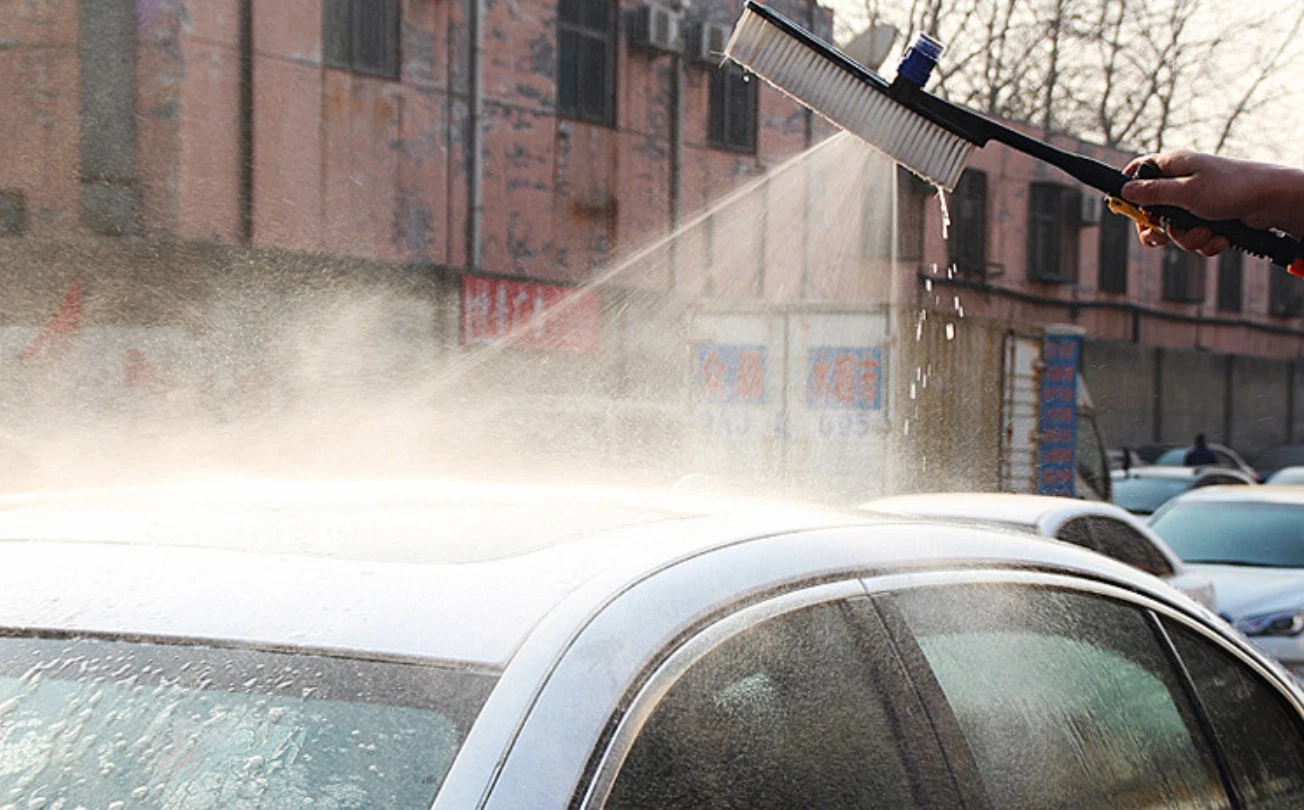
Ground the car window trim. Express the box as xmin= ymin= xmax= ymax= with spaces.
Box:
xmin=861 ymin=569 xmax=1304 ymax=716
xmin=871 ymin=595 xmax=994 ymax=810
xmin=1145 ymin=611 xmax=1245 ymax=808
xmin=1086 ymin=516 xmax=1177 ymax=578
xmin=574 ymin=579 xmax=960 ymax=810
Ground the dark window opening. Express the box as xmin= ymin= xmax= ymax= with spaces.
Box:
xmin=1269 ymin=264 xmax=1304 ymax=318
xmin=1098 ymin=210 xmax=1130 ymax=293
xmin=1027 ymin=182 xmax=1081 ymax=283
xmin=1216 ymin=251 xmax=1243 ymax=312
xmin=896 ymin=168 xmax=931 ymax=262
xmin=323 ymin=0 xmax=401 ymax=79
xmin=1161 ymin=245 xmax=1206 ymax=303
xmin=949 ymin=170 xmax=987 ymax=277
xmin=708 ymin=66 xmax=757 ymax=153
xmin=559 ymin=0 xmax=617 ymax=126
xmin=0 ymin=190 xmax=27 ymax=237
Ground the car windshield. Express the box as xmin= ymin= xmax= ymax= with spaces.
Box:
xmin=1155 ymin=449 xmax=1193 ymax=466
xmin=1150 ymin=502 xmax=1304 ymax=568
xmin=1111 ymin=477 xmax=1192 ymax=515
xmin=0 ymin=635 xmax=495 ymax=808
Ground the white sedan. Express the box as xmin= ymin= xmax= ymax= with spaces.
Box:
xmin=0 ymin=479 xmax=1300 ymax=808
xmin=1150 ymin=485 xmax=1304 ymax=680
xmin=862 ymin=492 xmax=1217 ymax=609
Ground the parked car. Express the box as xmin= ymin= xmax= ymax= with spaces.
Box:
xmin=1268 ymin=466 xmax=1304 ymax=485
xmin=1254 ymin=444 xmax=1304 ymax=482
xmin=1112 ymin=465 xmax=1256 ymax=516
xmin=862 ymin=492 xmax=1215 ymax=609
xmin=0 ymin=479 xmax=1302 ymax=808
xmin=1155 ymin=442 xmax=1261 ymax=479
xmin=1150 ymin=485 xmax=1304 ymax=680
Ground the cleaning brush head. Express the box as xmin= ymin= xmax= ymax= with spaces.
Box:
xmin=724 ymin=2 xmax=976 ymax=190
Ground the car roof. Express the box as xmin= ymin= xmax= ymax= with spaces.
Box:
xmin=1163 ymin=484 xmax=1304 ymax=505
xmin=862 ymin=491 xmax=1128 ymax=529
xmin=1112 ymin=465 xmax=1244 ymax=481
xmin=0 ymin=479 xmax=1192 ymax=670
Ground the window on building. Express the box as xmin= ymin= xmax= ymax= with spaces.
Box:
xmin=708 ymin=65 xmax=758 ymax=153
xmin=558 ymin=0 xmax=617 ymax=125
xmin=1270 ymin=264 xmax=1304 ymax=318
xmin=1161 ymin=245 xmax=1206 ymax=303
xmin=1098 ymin=210 xmax=1130 ymax=293
xmin=897 ymin=168 xmax=931 ymax=262
xmin=1216 ymin=251 xmax=1243 ymax=312
xmin=1027 ymin=182 xmax=1081 ymax=283
xmin=949 ymin=170 xmax=987 ymax=277
xmin=323 ymin=0 xmax=401 ymax=79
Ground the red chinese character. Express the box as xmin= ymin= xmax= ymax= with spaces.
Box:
xmin=737 ymin=350 xmax=765 ymax=402
xmin=701 ymin=349 xmax=727 ymax=399
xmin=809 ymin=354 xmax=833 ymax=403
xmin=856 ymin=353 xmax=879 ymax=405
xmin=833 ymin=353 xmax=855 ymax=403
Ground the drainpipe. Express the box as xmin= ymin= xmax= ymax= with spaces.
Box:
xmin=668 ymin=39 xmax=683 ymax=290
xmin=466 ymin=0 xmax=485 ymax=270
xmin=238 ymin=0 xmax=254 ymax=243
xmin=799 ymin=0 xmax=815 ymax=299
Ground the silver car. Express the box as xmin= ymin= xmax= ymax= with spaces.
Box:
xmin=863 ymin=492 xmax=1217 ymax=609
xmin=1 ymin=479 xmax=1303 ymax=809
xmin=1150 ymin=485 xmax=1304 ymax=680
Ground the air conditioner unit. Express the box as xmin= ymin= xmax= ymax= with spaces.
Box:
xmin=1080 ymin=194 xmax=1104 ymax=226
xmin=691 ymin=22 xmax=731 ymax=63
xmin=630 ymin=3 xmax=680 ymax=54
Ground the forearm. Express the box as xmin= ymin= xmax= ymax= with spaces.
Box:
xmin=1259 ymin=163 xmax=1304 ymax=238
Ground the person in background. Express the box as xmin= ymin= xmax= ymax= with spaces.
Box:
xmin=1184 ymin=434 xmax=1218 ymax=467
xmin=1121 ymin=150 xmax=1304 ymax=256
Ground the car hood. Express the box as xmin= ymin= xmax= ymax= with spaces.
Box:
xmin=1187 ymin=564 xmax=1304 ymax=618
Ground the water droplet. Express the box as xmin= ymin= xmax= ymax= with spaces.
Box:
xmin=909 ymin=383 xmax=917 ymax=400
xmin=915 ymin=322 xmax=922 ymax=341
xmin=945 ymin=323 xmax=956 ymax=341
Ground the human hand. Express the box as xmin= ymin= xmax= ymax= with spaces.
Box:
xmin=1120 ymin=150 xmax=1304 ymax=256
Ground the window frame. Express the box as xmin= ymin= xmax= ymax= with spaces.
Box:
xmin=1216 ymin=250 xmax=1243 ymax=312
xmin=707 ymin=64 xmax=759 ymax=154
xmin=860 ymin=570 xmax=1304 ymax=810
xmin=322 ymin=0 xmax=402 ymax=80
xmin=949 ymin=169 xmax=988 ymax=277
xmin=1097 ymin=208 xmax=1130 ymax=293
xmin=577 ymin=580 xmax=964 ymax=809
xmin=1026 ymin=182 xmax=1081 ymax=283
xmin=1162 ymin=244 xmax=1208 ymax=304
xmin=558 ymin=0 xmax=619 ymax=127
xmin=1084 ymin=515 xmax=1176 ymax=578
xmin=1269 ymin=263 xmax=1304 ymax=318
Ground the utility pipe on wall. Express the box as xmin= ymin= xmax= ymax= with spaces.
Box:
xmin=466 ymin=0 xmax=485 ymax=270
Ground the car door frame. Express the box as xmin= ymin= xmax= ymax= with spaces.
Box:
xmin=574 ymin=580 xmax=969 ymax=810
xmin=859 ymin=568 xmax=1304 ymax=809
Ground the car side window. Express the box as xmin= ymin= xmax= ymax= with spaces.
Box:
xmin=1166 ymin=621 xmax=1304 ymax=808
xmin=886 ymin=585 xmax=1229 ymax=810
xmin=604 ymin=600 xmax=918 ymax=810
xmin=1087 ymin=517 xmax=1176 ymax=577
xmin=1055 ymin=516 xmax=1095 ymax=550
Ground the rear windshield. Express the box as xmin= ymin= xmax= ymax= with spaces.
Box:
xmin=1111 ymin=477 xmax=1192 ymax=515
xmin=0 ymin=635 xmax=496 ymax=808
xmin=1150 ymin=502 xmax=1304 ymax=568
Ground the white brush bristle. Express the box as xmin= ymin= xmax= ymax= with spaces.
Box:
xmin=724 ymin=7 xmax=974 ymax=191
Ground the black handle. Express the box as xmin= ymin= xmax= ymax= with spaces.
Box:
xmin=1134 ymin=162 xmax=1303 ymax=267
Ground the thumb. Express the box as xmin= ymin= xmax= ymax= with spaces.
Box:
xmin=1121 ymin=177 xmax=1192 ymax=208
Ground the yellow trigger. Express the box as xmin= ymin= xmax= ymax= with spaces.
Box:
xmin=1106 ymin=196 xmax=1163 ymax=232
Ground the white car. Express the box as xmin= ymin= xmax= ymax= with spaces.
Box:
xmin=0 ymin=479 xmax=1302 ymax=808
xmin=862 ymin=492 xmax=1217 ymax=609
xmin=1150 ymin=485 xmax=1304 ymax=680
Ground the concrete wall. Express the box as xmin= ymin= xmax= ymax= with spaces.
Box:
xmin=1084 ymin=339 xmax=1299 ymax=457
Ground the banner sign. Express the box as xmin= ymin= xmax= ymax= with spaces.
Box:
xmin=694 ymin=343 xmax=767 ymax=405
xmin=807 ymin=347 xmax=884 ymax=410
xmin=1037 ymin=333 xmax=1080 ymax=496
xmin=460 ymin=275 xmax=600 ymax=353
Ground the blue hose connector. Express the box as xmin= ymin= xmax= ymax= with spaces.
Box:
xmin=896 ymin=33 xmax=944 ymax=87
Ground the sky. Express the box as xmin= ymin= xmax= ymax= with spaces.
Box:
xmin=821 ymin=0 xmax=1304 ymax=164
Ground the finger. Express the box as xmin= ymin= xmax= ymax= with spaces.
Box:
xmin=1153 ymin=149 xmax=1200 ymax=176
xmin=1121 ymin=177 xmax=1194 ymax=208
xmin=1199 ymin=236 xmax=1230 ymax=257
xmin=1137 ymin=223 xmax=1169 ymax=247
xmin=1170 ymin=225 xmax=1213 ymax=253
xmin=1123 ymin=155 xmax=1155 ymax=176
